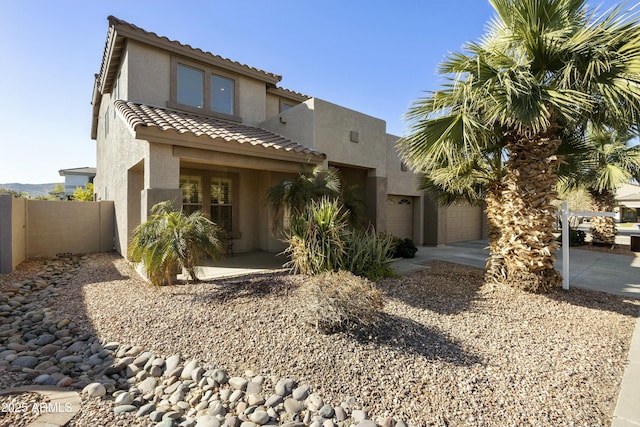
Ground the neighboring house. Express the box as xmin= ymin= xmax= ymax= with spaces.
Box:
xmin=91 ymin=16 xmax=484 ymax=256
xmin=617 ymin=182 xmax=640 ymax=222
xmin=58 ymin=167 xmax=96 ymax=199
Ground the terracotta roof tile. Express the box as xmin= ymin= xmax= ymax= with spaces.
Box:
xmin=107 ymin=16 xmax=281 ymax=84
xmin=114 ymin=100 xmax=325 ymax=159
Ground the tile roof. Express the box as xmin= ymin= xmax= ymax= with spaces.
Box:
xmin=114 ymin=100 xmax=325 ymax=159
xmin=106 ymin=16 xmax=281 ymax=85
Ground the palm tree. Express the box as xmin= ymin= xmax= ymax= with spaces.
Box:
xmin=129 ymin=200 xmax=224 ymax=286
xmin=266 ymin=165 xmax=341 ymax=234
xmin=560 ymin=126 xmax=640 ymax=246
xmin=399 ymin=0 xmax=640 ymax=292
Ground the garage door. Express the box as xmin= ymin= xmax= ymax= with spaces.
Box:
xmin=387 ymin=196 xmax=414 ymax=239
xmin=446 ymin=202 xmax=482 ymax=243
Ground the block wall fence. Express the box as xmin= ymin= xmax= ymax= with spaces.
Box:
xmin=0 ymin=195 xmax=114 ymax=273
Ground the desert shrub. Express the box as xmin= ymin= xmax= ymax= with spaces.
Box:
xmin=298 ymin=270 xmax=384 ymax=334
xmin=284 ymin=197 xmax=350 ymax=275
xmin=391 ymin=237 xmax=418 ymax=258
xmin=344 ymin=227 xmax=396 ymax=281
xmin=129 ymin=200 xmax=224 ymax=286
xmin=556 ymin=229 xmax=586 ymax=246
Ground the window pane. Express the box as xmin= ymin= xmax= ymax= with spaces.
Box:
xmin=211 ymin=75 xmax=234 ymax=115
xmin=211 ymin=178 xmax=232 ymax=231
xmin=211 ymin=179 xmax=231 ymax=204
xmin=180 ymin=175 xmax=202 ymax=204
xmin=177 ymin=65 xmax=204 ymax=108
xmin=212 ymin=205 xmax=232 ymax=231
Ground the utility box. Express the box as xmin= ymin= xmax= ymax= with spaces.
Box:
xmin=632 ymin=235 xmax=640 ymax=252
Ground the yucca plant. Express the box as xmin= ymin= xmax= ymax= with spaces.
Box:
xmin=128 ymin=200 xmax=224 ymax=286
xmin=284 ymin=197 xmax=350 ymax=275
xmin=344 ymin=227 xmax=396 ymax=281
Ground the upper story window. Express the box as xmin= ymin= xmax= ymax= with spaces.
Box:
xmin=281 ymin=102 xmax=294 ymax=112
xmin=177 ymin=65 xmax=204 ymax=108
xmin=211 ymin=75 xmax=234 ymax=115
xmin=171 ymin=58 xmax=239 ymax=121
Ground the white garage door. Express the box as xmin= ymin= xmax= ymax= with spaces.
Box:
xmin=446 ymin=202 xmax=482 ymax=243
xmin=387 ymin=196 xmax=414 ymax=239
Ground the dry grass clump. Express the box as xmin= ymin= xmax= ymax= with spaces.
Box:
xmin=298 ymin=270 xmax=384 ymax=333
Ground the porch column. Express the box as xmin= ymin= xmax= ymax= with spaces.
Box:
xmin=142 ymin=143 xmax=181 ymax=221
xmin=366 ymin=171 xmax=387 ymax=231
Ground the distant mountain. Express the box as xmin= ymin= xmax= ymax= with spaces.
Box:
xmin=0 ymin=183 xmax=61 ymax=197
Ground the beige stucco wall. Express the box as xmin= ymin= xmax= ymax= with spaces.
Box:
xmin=94 ymin=88 xmax=147 ymax=254
xmin=238 ymin=77 xmax=267 ymax=125
xmin=11 ymin=197 xmax=27 ymax=270
xmin=386 ymin=134 xmax=421 ymax=196
xmin=25 ymin=200 xmax=114 ymax=258
xmin=126 ymin=41 xmax=170 ymax=106
xmin=265 ymin=93 xmax=282 ymax=121
xmin=262 ymin=98 xmax=387 ymax=174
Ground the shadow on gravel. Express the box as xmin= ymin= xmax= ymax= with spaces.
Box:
xmin=543 ymin=286 xmax=640 ymax=318
xmin=345 ymin=313 xmax=483 ymax=367
xmin=379 ymin=261 xmax=485 ymax=315
xmin=187 ymin=272 xmax=297 ymax=302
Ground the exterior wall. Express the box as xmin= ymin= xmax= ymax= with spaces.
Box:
xmin=261 ymin=101 xmax=315 ymax=149
xmin=238 ymin=77 xmax=267 ymax=125
xmin=11 ymin=198 xmax=26 ymax=269
xmin=261 ymin=98 xmax=390 ymax=230
xmin=26 ymin=200 xmax=114 ymax=258
xmin=265 ymin=93 xmax=282 ymax=120
xmin=63 ymin=175 xmax=91 ymax=196
xmin=94 ymin=88 xmax=146 ymax=254
xmin=126 ymin=41 xmax=170 ymax=106
xmin=0 ymin=196 xmax=114 ymax=273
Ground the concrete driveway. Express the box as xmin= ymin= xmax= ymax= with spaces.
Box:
xmin=393 ymin=239 xmax=640 ymax=299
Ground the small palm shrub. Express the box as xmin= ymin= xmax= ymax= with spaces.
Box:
xmin=129 ymin=201 xmax=224 ymax=286
xmin=284 ymin=197 xmax=350 ymax=275
xmin=344 ymin=227 xmax=396 ymax=281
xmin=298 ymin=270 xmax=384 ymax=334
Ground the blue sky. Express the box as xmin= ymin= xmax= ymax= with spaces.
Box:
xmin=0 ymin=0 xmax=625 ymax=183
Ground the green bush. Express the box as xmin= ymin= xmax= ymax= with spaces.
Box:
xmin=298 ymin=270 xmax=384 ymax=334
xmin=284 ymin=197 xmax=350 ymax=275
xmin=556 ymin=229 xmax=586 ymax=246
xmin=391 ymin=237 xmax=418 ymax=258
xmin=344 ymin=228 xmax=396 ymax=281
xmin=129 ymin=201 xmax=224 ymax=286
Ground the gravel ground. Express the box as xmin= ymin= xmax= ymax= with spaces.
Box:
xmin=2 ymin=252 xmax=639 ymax=426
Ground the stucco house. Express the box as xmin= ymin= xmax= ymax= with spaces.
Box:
xmin=59 ymin=167 xmax=96 ymax=199
xmin=617 ymin=182 xmax=640 ymax=222
xmin=91 ymin=16 xmax=484 ymax=256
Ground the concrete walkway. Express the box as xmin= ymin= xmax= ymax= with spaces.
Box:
xmin=0 ymin=385 xmax=81 ymax=427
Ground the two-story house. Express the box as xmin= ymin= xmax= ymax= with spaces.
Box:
xmin=58 ymin=167 xmax=96 ymax=199
xmin=91 ymin=16 xmax=484 ymax=256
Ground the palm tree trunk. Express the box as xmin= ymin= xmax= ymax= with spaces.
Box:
xmin=485 ymin=182 xmax=507 ymax=284
xmin=589 ymin=189 xmax=617 ymax=247
xmin=498 ymin=134 xmax=562 ymax=293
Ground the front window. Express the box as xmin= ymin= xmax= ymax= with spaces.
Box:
xmin=177 ymin=65 xmax=204 ymax=108
xmin=180 ymin=175 xmax=202 ymax=215
xmin=211 ymin=178 xmax=233 ymax=231
xmin=211 ymin=75 xmax=234 ymax=115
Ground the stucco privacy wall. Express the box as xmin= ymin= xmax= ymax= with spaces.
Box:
xmin=0 ymin=196 xmax=114 ymax=273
